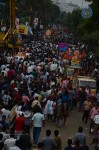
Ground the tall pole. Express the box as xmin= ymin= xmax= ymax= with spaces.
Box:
xmin=9 ymin=0 xmax=15 ymax=34
xmin=81 ymin=0 xmax=84 ymax=8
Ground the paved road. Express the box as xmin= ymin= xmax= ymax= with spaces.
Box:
xmin=32 ymin=109 xmax=94 ymax=150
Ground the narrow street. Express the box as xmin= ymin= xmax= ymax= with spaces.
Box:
xmin=32 ymin=109 xmax=94 ymax=149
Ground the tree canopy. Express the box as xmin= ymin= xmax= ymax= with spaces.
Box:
xmin=16 ymin=0 xmax=61 ymax=25
xmin=0 ymin=0 xmax=61 ymax=26
xmin=63 ymin=0 xmax=99 ymax=62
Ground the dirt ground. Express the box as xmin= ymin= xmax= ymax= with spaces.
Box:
xmin=31 ymin=109 xmax=94 ymax=150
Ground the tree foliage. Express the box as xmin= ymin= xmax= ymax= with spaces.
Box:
xmin=16 ymin=0 xmax=60 ymax=25
xmin=63 ymin=0 xmax=99 ymax=62
xmin=1 ymin=0 xmax=61 ymax=26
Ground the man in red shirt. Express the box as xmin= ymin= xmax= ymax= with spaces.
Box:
xmin=13 ymin=88 xmax=22 ymax=104
xmin=9 ymin=80 xmax=16 ymax=92
xmin=7 ymin=69 xmax=13 ymax=81
xmin=15 ymin=112 xmax=25 ymax=134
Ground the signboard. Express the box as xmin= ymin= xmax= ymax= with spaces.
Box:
xmin=81 ymin=6 xmax=93 ymax=19
xmin=17 ymin=25 xmax=28 ymax=35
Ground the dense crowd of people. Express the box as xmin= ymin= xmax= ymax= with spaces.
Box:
xmin=0 ymin=26 xmax=99 ymax=150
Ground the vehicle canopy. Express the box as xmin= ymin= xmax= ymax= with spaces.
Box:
xmin=78 ymin=77 xmax=96 ymax=89
xmin=73 ymin=76 xmax=96 ymax=95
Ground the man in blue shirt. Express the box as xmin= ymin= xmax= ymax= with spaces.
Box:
xmin=42 ymin=129 xmax=56 ymax=150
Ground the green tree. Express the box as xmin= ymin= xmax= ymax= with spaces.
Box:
xmin=16 ymin=0 xmax=61 ymax=26
xmin=63 ymin=0 xmax=99 ymax=62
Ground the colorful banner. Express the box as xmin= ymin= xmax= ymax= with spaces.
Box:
xmin=58 ymin=42 xmax=69 ymax=52
xmin=17 ymin=25 xmax=28 ymax=35
xmin=58 ymin=43 xmax=69 ymax=49
xmin=71 ymin=55 xmax=81 ymax=67
xmin=71 ymin=50 xmax=80 ymax=66
xmin=59 ymin=47 xmax=68 ymax=52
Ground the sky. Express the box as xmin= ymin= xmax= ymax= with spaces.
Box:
xmin=55 ymin=0 xmax=91 ymax=7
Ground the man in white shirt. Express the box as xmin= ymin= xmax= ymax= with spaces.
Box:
xmin=1 ymin=107 xmax=10 ymax=119
xmin=4 ymin=134 xmax=16 ymax=150
xmin=1 ymin=64 xmax=6 ymax=71
xmin=50 ymin=63 xmax=57 ymax=71
xmin=27 ymin=64 xmax=33 ymax=73
xmin=9 ymin=140 xmax=21 ymax=150
xmin=94 ymin=111 xmax=99 ymax=133
xmin=1 ymin=68 xmax=8 ymax=77
xmin=31 ymin=107 xmax=45 ymax=146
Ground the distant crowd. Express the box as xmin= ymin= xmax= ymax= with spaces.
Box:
xmin=0 ymin=26 xmax=99 ymax=150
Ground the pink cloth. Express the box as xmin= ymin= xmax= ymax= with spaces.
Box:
xmin=62 ymin=80 xmax=67 ymax=88
xmin=89 ymin=107 xmax=99 ymax=120
xmin=22 ymin=96 xmax=29 ymax=105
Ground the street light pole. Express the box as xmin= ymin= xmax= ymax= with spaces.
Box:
xmin=9 ymin=0 xmax=15 ymax=34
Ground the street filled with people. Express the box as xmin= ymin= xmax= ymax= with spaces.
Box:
xmin=0 ymin=26 xmax=99 ymax=150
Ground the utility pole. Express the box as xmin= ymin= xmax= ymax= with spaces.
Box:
xmin=9 ymin=0 xmax=15 ymax=34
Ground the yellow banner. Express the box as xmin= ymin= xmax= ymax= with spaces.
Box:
xmin=17 ymin=25 xmax=28 ymax=35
